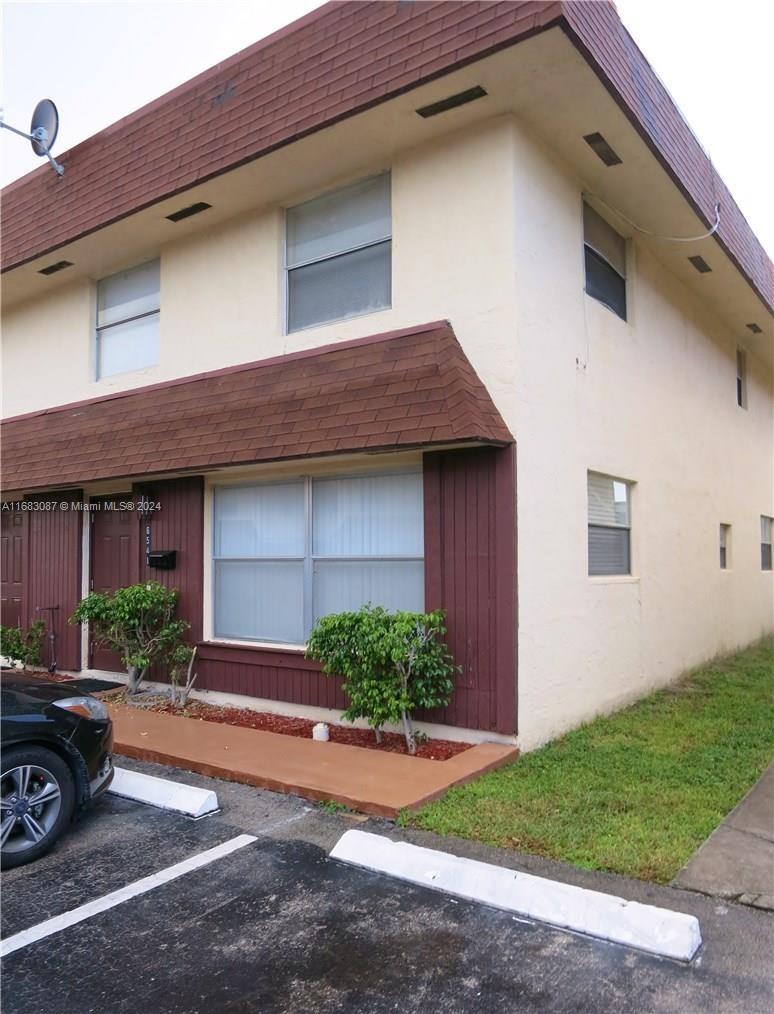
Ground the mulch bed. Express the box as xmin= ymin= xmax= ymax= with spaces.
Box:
xmin=104 ymin=688 xmax=471 ymax=761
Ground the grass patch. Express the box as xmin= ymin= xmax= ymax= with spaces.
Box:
xmin=409 ymin=639 xmax=774 ymax=883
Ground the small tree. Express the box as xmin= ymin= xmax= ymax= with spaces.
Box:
xmin=70 ymin=582 xmax=189 ymax=695
xmin=306 ymin=605 xmax=457 ymax=755
xmin=0 ymin=620 xmax=45 ymax=668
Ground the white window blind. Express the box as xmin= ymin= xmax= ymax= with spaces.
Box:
xmin=762 ymin=516 xmax=773 ymax=571
xmin=286 ymin=174 xmax=391 ymax=331
xmin=213 ymin=472 xmax=423 ymax=645
xmin=583 ymin=204 xmax=626 ymax=276
xmin=96 ymin=260 xmax=160 ymax=378
xmin=588 ymin=472 xmax=631 ymax=576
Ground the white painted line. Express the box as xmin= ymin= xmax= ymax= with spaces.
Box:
xmin=109 ymin=766 xmax=219 ymax=818
xmin=1 ymin=834 xmax=256 ymax=958
xmin=330 ymin=830 xmax=702 ymax=962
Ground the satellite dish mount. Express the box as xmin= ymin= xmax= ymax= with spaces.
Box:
xmin=0 ymin=99 xmax=64 ymax=177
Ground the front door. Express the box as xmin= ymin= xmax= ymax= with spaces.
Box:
xmin=1 ymin=507 xmax=27 ymax=628
xmin=90 ymin=499 xmax=136 ymax=672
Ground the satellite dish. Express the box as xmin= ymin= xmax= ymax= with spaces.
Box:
xmin=30 ymin=99 xmax=59 ymax=156
xmin=0 ymin=97 xmax=64 ymax=176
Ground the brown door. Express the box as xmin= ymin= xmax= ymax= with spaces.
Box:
xmin=1 ymin=508 xmax=27 ymax=628
xmin=90 ymin=500 xmax=136 ymax=672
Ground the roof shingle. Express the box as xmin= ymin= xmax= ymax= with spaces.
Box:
xmin=1 ymin=1 xmax=770 ymax=310
xmin=0 ymin=321 xmax=513 ymax=492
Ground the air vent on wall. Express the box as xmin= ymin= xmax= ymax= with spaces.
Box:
xmin=583 ymin=132 xmax=622 ymax=167
xmin=38 ymin=259 xmax=73 ymax=276
xmin=416 ymin=85 xmax=487 ymax=118
xmin=746 ymin=322 xmax=763 ymax=334
xmin=166 ymin=201 xmax=212 ymax=223
xmin=688 ymin=255 xmax=712 ymax=274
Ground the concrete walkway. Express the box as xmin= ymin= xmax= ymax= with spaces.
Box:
xmin=673 ymin=762 xmax=774 ymax=909
xmin=109 ymin=704 xmax=518 ymax=818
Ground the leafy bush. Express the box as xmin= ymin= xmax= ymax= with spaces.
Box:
xmin=0 ymin=620 xmax=45 ymax=668
xmin=306 ymin=605 xmax=457 ymax=754
xmin=70 ymin=582 xmax=189 ymax=695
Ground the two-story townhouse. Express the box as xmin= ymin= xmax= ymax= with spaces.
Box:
xmin=2 ymin=1 xmax=772 ymax=751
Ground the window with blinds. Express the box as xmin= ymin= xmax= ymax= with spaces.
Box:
xmin=587 ymin=471 xmax=632 ymax=576
xmin=762 ymin=516 xmax=773 ymax=571
xmin=213 ymin=471 xmax=424 ymax=644
xmin=286 ymin=174 xmax=391 ymax=332
xmin=736 ymin=348 xmax=747 ymax=409
xmin=96 ymin=260 xmax=160 ymax=379
xmin=719 ymin=524 xmax=730 ymax=569
xmin=583 ymin=203 xmax=627 ymax=321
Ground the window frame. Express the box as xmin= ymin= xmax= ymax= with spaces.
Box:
xmin=211 ymin=468 xmax=424 ymax=646
xmin=762 ymin=515 xmax=773 ymax=572
xmin=719 ymin=523 xmax=730 ymax=570
xmin=587 ymin=471 xmax=633 ymax=577
xmin=95 ymin=259 xmax=161 ymax=380
xmin=736 ymin=347 xmax=748 ymax=409
xmin=582 ymin=201 xmax=628 ymax=322
xmin=284 ymin=172 xmax=392 ymax=334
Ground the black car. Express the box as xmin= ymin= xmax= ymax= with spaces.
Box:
xmin=1 ymin=672 xmax=114 ymax=869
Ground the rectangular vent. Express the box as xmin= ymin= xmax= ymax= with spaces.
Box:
xmin=583 ymin=132 xmax=623 ymax=167
xmin=746 ymin=322 xmax=763 ymax=334
xmin=416 ymin=85 xmax=487 ymax=118
xmin=688 ymin=255 xmax=712 ymax=274
xmin=38 ymin=260 xmax=73 ymax=276
xmin=166 ymin=201 xmax=212 ymax=223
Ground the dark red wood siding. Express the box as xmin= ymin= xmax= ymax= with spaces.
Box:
xmin=136 ymin=477 xmax=204 ymax=643
xmin=422 ymin=446 xmax=517 ymax=734
xmin=1 ymin=508 xmax=28 ymax=628
xmin=26 ymin=496 xmax=83 ymax=671
xmin=195 ymin=446 xmax=517 ymax=733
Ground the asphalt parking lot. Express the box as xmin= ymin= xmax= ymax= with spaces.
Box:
xmin=2 ymin=759 xmax=772 ymax=1014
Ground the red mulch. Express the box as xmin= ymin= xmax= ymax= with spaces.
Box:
xmin=2 ymin=668 xmax=472 ymax=761
xmin=121 ymin=693 xmax=471 ymax=761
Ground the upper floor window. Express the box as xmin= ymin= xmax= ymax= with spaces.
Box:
xmin=736 ymin=348 xmax=747 ymax=408
xmin=286 ymin=173 xmax=391 ymax=332
xmin=762 ymin=516 xmax=773 ymax=571
xmin=719 ymin=523 xmax=730 ymax=569
xmin=583 ymin=203 xmax=627 ymax=321
xmin=96 ymin=260 xmax=160 ymax=379
xmin=588 ymin=471 xmax=632 ymax=576
xmin=212 ymin=470 xmax=423 ymax=645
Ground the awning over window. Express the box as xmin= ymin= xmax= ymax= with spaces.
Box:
xmin=1 ymin=321 xmax=512 ymax=492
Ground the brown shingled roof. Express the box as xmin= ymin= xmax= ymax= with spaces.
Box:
xmin=1 ymin=1 xmax=770 ymax=310
xmin=0 ymin=321 xmax=512 ymax=492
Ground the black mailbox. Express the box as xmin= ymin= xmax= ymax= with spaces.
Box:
xmin=147 ymin=550 xmax=177 ymax=570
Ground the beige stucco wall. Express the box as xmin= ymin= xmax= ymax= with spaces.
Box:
xmin=508 ymin=120 xmax=774 ymax=750
xmin=1 ymin=117 xmax=517 ymax=419
xmin=2 ymin=113 xmax=771 ymax=749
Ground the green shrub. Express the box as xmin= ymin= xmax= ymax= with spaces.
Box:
xmin=0 ymin=620 xmax=45 ymax=668
xmin=70 ymin=582 xmax=189 ymax=694
xmin=306 ymin=605 xmax=457 ymax=754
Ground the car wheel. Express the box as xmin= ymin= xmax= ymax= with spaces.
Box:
xmin=1 ymin=746 xmax=76 ymax=869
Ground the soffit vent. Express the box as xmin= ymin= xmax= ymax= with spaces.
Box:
xmin=583 ymin=132 xmax=623 ymax=167
xmin=166 ymin=201 xmax=212 ymax=223
xmin=746 ymin=322 xmax=763 ymax=334
xmin=38 ymin=260 xmax=73 ymax=276
xmin=416 ymin=85 xmax=487 ymax=118
xmin=688 ymin=255 xmax=712 ymax=274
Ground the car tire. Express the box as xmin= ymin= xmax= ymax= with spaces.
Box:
xmin=1 ymin=745 xmax=76 ymax=870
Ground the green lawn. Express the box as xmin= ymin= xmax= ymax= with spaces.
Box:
xmin=406 ymin=638 xmax=774 ymax=883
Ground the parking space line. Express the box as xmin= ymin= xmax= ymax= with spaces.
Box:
xmin=1 ymin=834 xmax=257 ymax=958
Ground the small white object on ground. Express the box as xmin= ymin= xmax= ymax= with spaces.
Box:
xmin=109 ymin=766 xmax=218 ymax=818
xmin=330 ymin=830 xmax=702 ymax=962
xmin=312 ymin=722 xmax=330 ymax=742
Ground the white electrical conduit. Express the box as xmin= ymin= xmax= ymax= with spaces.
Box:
xmin=585 ymin=191 xmax=721 ymax=243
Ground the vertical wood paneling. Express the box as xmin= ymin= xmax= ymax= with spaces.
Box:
xmin=422 ymin=447 xmax=517 ymax=734
xmin=26 ymin=495 xmax=82 ymax=671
